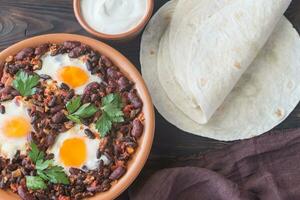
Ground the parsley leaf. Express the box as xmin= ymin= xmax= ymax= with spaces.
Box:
xmin=43 ymin=166 xmax=69 ymax=184
xmin=26 ymin=142 xmax=69 ymax=190
xmin=12 ymin=70 xmax=40 ymax=96
xmin=66 ymin=97 xmax=98 ymax=123
xmin=26 ymin=176 xmax=47 ymax=190
xmin=36 ymin=159 xmax=53 ymax=171
xmin=72 ymin=103 xmax=98 ymax=118
xmin=95 ymin=93 xmax=124 ymax=137
xmin=28 ymin=142 xmax=45 ymax=164
xmin=95 ymin=112 xmax=112 ymax=138
xmin=66 ymin=96 xmax=81 ymax=114
xmin=66 ymin=115 xmax=81 ymax=124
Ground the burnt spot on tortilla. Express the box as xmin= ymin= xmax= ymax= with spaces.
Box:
xmin=234 ymin=62 xmax=241 ymax=69
xmin=275 ymin=108 xmax=285 ymax=119
xmin=164 ymin=15 xmax=171 ymax=21
xmin=199 ymin=78 xmax=208 ymax=87
xmin=287 ymin=80 xmax=295 ymax=90
xmin=235 ymin=11 xmax=244 ymax=20
xmin=150 ymin=50 xmax=155 ymax=55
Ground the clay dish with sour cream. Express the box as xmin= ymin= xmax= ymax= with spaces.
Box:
xmin=73 ymin=0 xmax=154 ymax=41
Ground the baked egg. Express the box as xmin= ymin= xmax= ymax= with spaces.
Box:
xmin=49 ymin=125 xmax=110 ymax=172
xmin=0 ymin=97 xmax=32 ymax=159
xmin=37 ymin=53 xmax=100 ymax=94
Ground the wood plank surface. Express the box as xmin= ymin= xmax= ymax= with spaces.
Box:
xmin=0 ymin=0 xmax=300 ymax=197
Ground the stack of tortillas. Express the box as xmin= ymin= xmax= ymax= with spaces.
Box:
xmin=140 ymin=0 xmax=300 ymax=141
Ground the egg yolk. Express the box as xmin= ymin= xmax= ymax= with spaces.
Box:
xmin=2 ymin=116 xmax=30 ymax=138
xmin=59 ymin=138 xmax=87 ymax=167
xmin=58 ymin=66 xmax=89 ymax=88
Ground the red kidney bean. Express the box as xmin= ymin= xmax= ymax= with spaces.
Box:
xmin=128 ymin=90 xmax=143 ymax=108
xmin=17 ymin=186 xmax=34 ymax=200
xmin=48 ymin=96 xmax=57 ymax=107
xmin=109 ymin=166 xmax=126 ymax=180
xmin=15 ymin=48 xmax=34 ymax=60
xmin=63 ymin=41 xmax=81 ymax=49
xmin=100 ymin=55 xmax=113 ymax=67
xmin=50 ymin=105 xmax=64 ymax=114
xmin=106 ymin=67 xmax=119 ymax=79
xmin=51 ymin=112 xmax=65 ymax=123
xmin=117 ymin=76 xmax=130 ymax=91
xmin=68 ymin=45 xmax=87 ymax=58
xmin=131 ymin=119 xmax=143 ymax=138
xmin=34 ymin=44 xmax=49 ymax=56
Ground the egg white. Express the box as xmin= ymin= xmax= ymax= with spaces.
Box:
xmin=0 ymin=98 xmax=32 ymax=159
xmin=49 ymin=125 xmax=110 ymax=173
xmin=37 ymin=53 xmax=100 ymax=94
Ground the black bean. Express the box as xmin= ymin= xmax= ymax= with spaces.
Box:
xmin=65 ymin=89 xmax=75 ymax=101
xmin=7 ymin=164 xmax=18 ymax=171
xmin=39 ymin=74 xmax=52 ymax=80
xmin=84 ymin=129 xmax=95 ymax=139
xmin=45 ymin=153 xmax=54 ymax=160
xmin=69 ymin=168 xmax=84 ymax=175
xmin=131 ymin=119 xmax=143 ymax=138
xmin=60 ymin=83 xmax=70 ymax=91
xmin=109 ymin=166 xmax=126 ymax=180
xmin=86 ymin=61 xmax=94 ymax=71
xmin=0 ymin=105 xmax=5 ymax=114
xmin=6 ymin=64 xmax=19 ymax=74
xmin=0 ymin=83 xmax=4 ymax=88
xmin=96 ymin=149 xmax=101 ymax=159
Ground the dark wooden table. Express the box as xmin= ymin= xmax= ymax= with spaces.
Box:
xmin=1 ymin=0 xmax=300 ymax=198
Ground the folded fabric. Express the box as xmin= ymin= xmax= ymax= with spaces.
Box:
xmin=129 ymin=129 xmax=300 ymax=200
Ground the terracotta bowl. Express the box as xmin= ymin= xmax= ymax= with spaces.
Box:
xmin=73 ymin=0 xmax=154 ymax=41
xmin=0 ymin=33 xmax=155 ymax=200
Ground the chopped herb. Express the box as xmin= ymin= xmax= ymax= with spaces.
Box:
xmin=66 ymin=97 xmax=98 ymax=123
xmin=25 ymin=176 xmax=47 ymax=190
xmin=66 ymin=96 xmax=81 ymax=114
xmin=96 ymin=112 xmax=112 ymax=138
xmin=12 ymin=70 xmax=40 ymax=96
xmin=43 ymin=166 xmax=70 ymax=184
xmin=28 ymin=142 xmax=45 ymax=164
xmin=95 ymin=93 xmax=124 ymax=137
xmin=26 ymin=142 xmax=69 ymax=190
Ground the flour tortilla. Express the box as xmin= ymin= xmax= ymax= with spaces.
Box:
xmin=158 ymin=0 xmax=291 ymax=124
xmin=140 ymin=1 xmax=300 ymax=141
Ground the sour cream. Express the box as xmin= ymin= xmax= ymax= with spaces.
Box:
xmin=80 ymin=0 xmax=148 ymax=34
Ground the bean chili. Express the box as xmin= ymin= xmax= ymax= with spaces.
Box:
xmin=0 ymin=41 xmax=144 ymax=200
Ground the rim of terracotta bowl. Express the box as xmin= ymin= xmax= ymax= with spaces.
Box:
xmin=0 ymin=33 xmax=155 ymax=200
xmin=73 ymin=0 xmax=154 ymax=41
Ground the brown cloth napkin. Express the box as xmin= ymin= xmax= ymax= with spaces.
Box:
xmin=129 ymin=129 xmax=300 ymax=200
